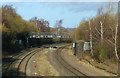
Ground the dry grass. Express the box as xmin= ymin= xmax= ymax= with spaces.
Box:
xmin=35 ymin=49 xmax=59 ymax=76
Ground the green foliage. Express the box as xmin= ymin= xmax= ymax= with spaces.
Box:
xmin=2 ymin=5 xmax=39 ymax=52
xmin=72 ymin=4 xmax=118 ymax=61
xmin=97 ymin=42 xmax=108 ymax=63
xmin=73 ymin=20 xmax=89 ymax=41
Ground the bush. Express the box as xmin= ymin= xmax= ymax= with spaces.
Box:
xmin=97 ymin=42 xmax=108 ymax=63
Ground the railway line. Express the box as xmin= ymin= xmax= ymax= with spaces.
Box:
xmin=5 ymin=48 xmax=43 ymax=77
xmin=54 ymin=45 xmax=89 ymax=77
xmin=4 ymin=44 xmax=92 ymax=77
xmin=17 ymin=48 xmax=43 ymax=76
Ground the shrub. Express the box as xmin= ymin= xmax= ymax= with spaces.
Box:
xmin=97 ymin=42 xmax=108 ymax=63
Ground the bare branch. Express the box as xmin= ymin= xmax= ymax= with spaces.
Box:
xmin=109 ymin=25 xmax=114 ymax=32
xmin=92 ymin=36 xmax=98 ymax=40
xmin=95 ymin=26 xmax=101 ymax=35
xmin=107 ymin=39 xmax=115 ymax=46
xmin=92 ymin=31 xmax=100 ymax=39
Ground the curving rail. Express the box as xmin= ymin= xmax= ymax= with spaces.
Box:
xmin=54 ymin=45 xmax=90 ymax=77
xmin=5 ymin=48 xmax=43 ymax=77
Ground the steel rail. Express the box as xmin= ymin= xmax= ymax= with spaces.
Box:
xmin=5 ymin=48 xmax=42 ymax=77
xmin=55 ymin=46 xmax=90 ymax=78
xmin=17 ymin=48 xmax=43 ymax=76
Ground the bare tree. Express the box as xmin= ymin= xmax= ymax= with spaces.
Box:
xmin=30 ymin=18 xmax=50 ymax=32
xmin=105 ymin=3 xmax=119 ymax=60
xmin=93 ymin=6 xmax=106 ymax=43
xmin=54 ymin=19 xmax=63 ymax=35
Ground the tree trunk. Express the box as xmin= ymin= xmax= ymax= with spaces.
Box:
xmin=115 ymin=24 xmax=119 ymax=60
xmin=100 ymin=21 xmax=103 ymax=42
xmin=89 ymin=20 xmax=93 ymax=56
xmin=118 ymin=11 xmax=120 ymax=76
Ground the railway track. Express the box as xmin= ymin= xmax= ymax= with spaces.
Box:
xmin=17 ymin=48 xmax=42 ymax=76
xmin=5 ymin=48 xmax=43 ymax=77
xmin=4 ymin=44 xmax=89 ymax=77
xmin=55 ymin=46 xmax=89 ymax=77
xmin=4 ymin=44 xmax=68 ymax=77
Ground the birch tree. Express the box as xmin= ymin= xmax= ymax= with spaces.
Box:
xmin=115 ymin=22 xmax=119 ymax=60
xmin=93 ymin=6 xmax=106 ymax=43
xmin=89 ymin=20 xmax=93 ymax=56
xmin=113 ymin=5 xmax=119 ymax=60
xmin=105 ymin=3 xmax=119 ymax=60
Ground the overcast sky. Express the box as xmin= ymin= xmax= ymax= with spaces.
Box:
xmin=1 ymin=2 xmax=109 ymax=28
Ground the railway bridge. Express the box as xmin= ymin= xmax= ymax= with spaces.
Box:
xmin=28 ymin=32 xmax=71 ymax=39
xmin=26 ymin=32 xmax=72 ymax=47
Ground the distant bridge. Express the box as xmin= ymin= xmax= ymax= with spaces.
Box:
xmin=15 ymin=32 xmax=72 ymax=48
xmin=26 ymin=32 xmax=72 ymax=47
xmin=28 ymin=32 xmax=71 ymax=39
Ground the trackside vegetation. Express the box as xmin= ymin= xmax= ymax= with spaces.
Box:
xmin=72 ymin=3 xmax=119 ymax=63
xmin=2 ymin=5 xmax=39 ymax=53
